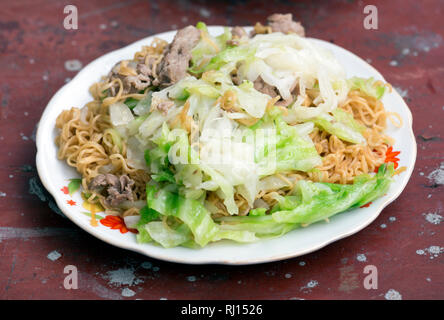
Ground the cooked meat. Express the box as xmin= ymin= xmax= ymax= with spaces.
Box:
xmin=123 ymin=74 xmax=151 ymax=92
xmin=232 ymin=26 xmax=248 ymax=38
xmin=267 ymin=13 xmax=305 ymax=36
xmin=153 ymin=25 xmax=201 ymax=87
xmin=251 ymin=13 xmax=305 ymax=37
xmin=231 ymin=72 xmax=242 ymax=85
xmin=89 ymin=174 xmax=135 ymax=207
xmin=253 ymin=77 xmax=279 ymax=98
xmin=106 ymin=61 xmax=151 ymax=96
xmin=157 ymin=100 xmax=175 ymax=115
xmin=228 ymin=26 xmax=249 ymax=46
xmin=254 ymin=77 xmax=298 ymax=107
xmin=136 ymin=62 xmax=152 ymax=77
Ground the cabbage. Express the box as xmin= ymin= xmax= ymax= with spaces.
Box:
xmin=114 ymin=30 xmax=396 ymax=249
xmin=133 ymin=92 xmax=152 ymax=116
xmin=272 ymin=163 xmax=394 ymax=224
xmin=217 ymin=215 xmax=296 ymax=238
xmin=197 ymin=106 xmax=261 ymax=214
xmin=212 ymin=229 xmax=258 ymax=243
xmin=197 ymin=46 xmax=256 ymax=74
xmin=104 ymin=128 xmax=123 ymax=152
xmin=201 ymin=62 xmax=236 ymax=86
xmin=135 ymin=205 xmax=159 ymax=243
xmin=145 ymin=184 xmax=218 ymax=246
xmin=190 ymin=22 xmax=232 ymax=73
xmin=215 ymin=163 xmax=393 ymax=238
xmin=169 ymin=77 xmax=220 ymax=100
xmin=143 ymin=123 xmax=180 ymax=183
xmin=144 ymin=221 xmax=192 ymax=248
xmin=256 ymin=114 xmax=321 ymax=175
xmin=123 ymin=215 xmax=140 ymax=229
xmin=348 ymin=77 xmax=387 ymax=100
xmin=235 ymin=33 xmax=349 ymax=121
xmin=332 ymin=108 xmax=366 ymax=133
xmin=227 ymin=81 xmax=270 ymax=119
xmin=312 ymin=113 xmax=366 ymax=145
xmin=128 ymin=114 xmax=148 ymax=136
xmin=138 ymin=111 xmax=167 ymax=139
xmin=126 ymin=136 xmax=148 ymax=170
xmin=138 ymin=107 xmax=180 ymax=140
xmin=109 ymin=102 xmax=134 ymax=126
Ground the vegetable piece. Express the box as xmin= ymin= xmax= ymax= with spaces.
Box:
xmin=135 ymin=205 xmax=160 ymax=243
xmin=68 ymin=178 xmax=82 ymax=195
xmin=227 ymin=82 xmax=270 ymax=119
xmin=217 ymin=215 xmax=296 ymax=238
xmin=272 ymin=163 xmax=394 ymax=224
xmin=104 ymin=128 xmax=123 ymax=152
xmin=190 ymin=23 xmax=232 ymax=73
xmin=312 ymin=113 xmax=366 ymax=145
xmin=124 ymin=97 xmax=139 ymax=110
xmin=146 ymin=184 xmax=219 ymax=247
xmin=332 ymin=109 xmax=366 ymax=133
xmin=133 ymin=92 xmax=152 ymax=116
xmin=348 ymin=77 xmax=387 ymax=100
xmin=109 ymin=102 xmax=134 ymax=126
xmin=249 ymin=207 xmax=267 ymax=216
xmin=127 ymin=114 xmax=149 ymax=135
xmin=256 ymin=114 xmax=321 ymax=175
xmin=144 ymin=221 xmax=192 ymax=248
xmin=144 ymin=124 xmax=177 ymax=183
xmin=196 ymin=46 xmax=255 ymax=74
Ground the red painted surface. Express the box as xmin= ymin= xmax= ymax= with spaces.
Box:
xmin=0 ymin=0 xmax=443 ymax=300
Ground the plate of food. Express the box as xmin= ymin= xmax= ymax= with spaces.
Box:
xmin=36 ymin=13 xmax=416 ymax=264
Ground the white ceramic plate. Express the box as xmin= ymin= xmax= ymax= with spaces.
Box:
xmin=36 ymin=26 xmax=417 ymax=265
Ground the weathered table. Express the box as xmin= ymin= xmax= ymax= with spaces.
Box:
xmin=0 ymin=0 xmax=442 ymax=299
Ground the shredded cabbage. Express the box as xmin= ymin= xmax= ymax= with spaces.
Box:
xmin=348 ymin=77 xmax=387 ymax=100
xmin=102 ymin=27 xmax=396 ymax=248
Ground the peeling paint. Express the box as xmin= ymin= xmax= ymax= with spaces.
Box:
xmin=356 ymin=253 xmax=367 ymax=262
xmin=47 ymin=250 xmax=61 ymax=261
xmin=428 ymin=162 xmax=444 ymax=186
xmin=424 ymin=212 xmax=442 ymax=225
xmin=301 ymin=280 xmax=318 ymax=292
xmin=416 ymin=246 xmax=443 ymax=259
xmin=385 ymin=289 xmax=402 ymax=300
xmin=64 ymin=59 xmax=82 ymax=71
xmin=80 ymin=272 xmax=122 ymax=300
xmin=122 ymin=288 xmax=136 ymax=297
xmin=104 ymin=268 xmax=143 ymax=287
